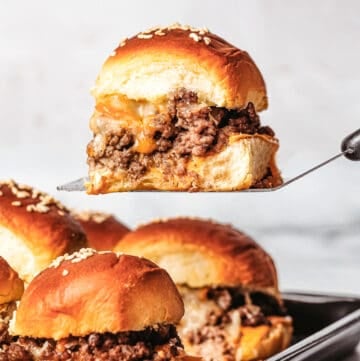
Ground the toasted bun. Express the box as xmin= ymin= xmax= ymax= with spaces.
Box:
xmin=13 ymin=250 xmax=184 ymax=339
xmin=0 ymin=180 xmax=87 ymax=282
xmin=0 ymin=256 xmax=24 ymax=304
xmin=94 ymin=24 xmax=267 ymax=111
xmin=240 ymin=316 xmax=293 ymax=360
xmin=72 ymin=210 xmax=130 ymax=251
xmin=114 ymin=218 xmax=279 ymax=299
xmin=86 ymin=134 xmax=281 ymax=193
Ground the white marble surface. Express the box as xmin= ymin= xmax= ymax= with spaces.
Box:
xmin=0 ymin=0 xmax=359 ymax=359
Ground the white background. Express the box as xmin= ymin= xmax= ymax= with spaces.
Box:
xmin=1 ymin=0 xmax=359 ymax=297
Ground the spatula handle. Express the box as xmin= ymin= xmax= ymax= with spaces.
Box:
xmin=341 ymin=128 xmax=360 ymax=161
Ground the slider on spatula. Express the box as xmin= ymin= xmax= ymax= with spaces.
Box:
xmin=86 ymin=23 xmax=282 ymax=193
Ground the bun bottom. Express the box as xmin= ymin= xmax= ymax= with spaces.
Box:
xmin=86 ymin=134 xmax=281 ymax=194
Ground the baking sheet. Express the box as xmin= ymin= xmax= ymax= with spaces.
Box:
xmin=269 ymin=292 xmax=360 ymax=361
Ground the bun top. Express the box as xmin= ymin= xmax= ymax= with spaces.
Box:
xmin=13 ymin=250 xmax=184 ymax=339
xmin=0 ymin=180 xmax=87 ymax=282
xmin=114 ymin=218 xmax=279 ymax=298
xmin=93 ymin=23 xmax=267 ymax=111
xmin=0 ymin=256 xmax=24 ymax=304
xmin=72 ymin=210 xmax=130 ymax=251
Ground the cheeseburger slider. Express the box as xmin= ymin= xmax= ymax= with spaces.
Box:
xmin=0 ymin=180 xmax=87 ymax=282
xmin=86 ymin=23 xmax=282 ymax=193
xmin=72 ymin=210 xmax=130 ymax=250
xmin=114 ymin=218 xmax=293 ymax=361
xmin=0 ymin=257 xmax=23 ymax=345
xmin=4 ymin=249 xmax=195 ymax=360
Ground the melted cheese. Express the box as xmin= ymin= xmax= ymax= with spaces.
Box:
xmin=92 ymin=95 xmax=167 ymax=154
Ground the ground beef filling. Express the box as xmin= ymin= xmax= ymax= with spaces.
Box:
xmin=182 ymin=287 xmax=286 ymax=351
xmin=0 ymin=302 xmax=16 ymax=345
xmin=88 ymin=89 xmax=275 ymax=180
xmin=0 ymin=324 xmax=183 ymax=361
xmin=205 ymin=287 xmax=286 ymax=326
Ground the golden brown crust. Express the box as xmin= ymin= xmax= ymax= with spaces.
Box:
xmin=13 ymin=250 xmax=184 ymax=339
xmin=93 ymin=25 xmax=267 ymax=111
xmin=240 ymin=316 xmax=293 ymax=360
xmin=0 ymin=180 xmax=87 ymax=282
xmin=0 ymin=256 xmax=24 ymax=304
xmin=114 ymin=218 xmax=279 ymax=298
xmin=72 ymin=211 xmax=130 ymax=251
xmin=94 ymin=24 xmax=267 ymax=111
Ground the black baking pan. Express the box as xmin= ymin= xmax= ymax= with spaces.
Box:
xmin=268 ymin=292 xmax=360 ymax=361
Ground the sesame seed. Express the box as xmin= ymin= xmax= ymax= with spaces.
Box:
xmin=0 ymin=191 xmax=3 ymax=196
xmin=35 ymin=204 xmax=50 ymax=213
xmin=11 ymin=201 xmax=21 ymax=207
xmin=31 ymin=189 xmax=40 ymax=199
xmin=110 ymin=50 xmax=116 ymax=56
xmin=137 ymin=34 xmax=153 ymax=39
xmin=58 ymin=210 xmax=65 ymax=216
xmin=62 ymin=269 xmax=69 ymax=276
xmin=143 ymin=26 xmax=159 ymax=33
xmin=73 ymin=210 xmax=111 ymax=223
xmin=118 ymin=37 xmax=127 ymax=47
xmin=203 ymin=36 xmax=211 ymax=45
xmin=167 ymin=22 xmax=182 ymax=30
xmin=26 ymin=204 xmax=35 ymax=212
xmin=16 ymin=190 xmax=30 ymax=199
xmin=189 ymin=33 xmax=201 ymax=42
xmin=154 ymin=30 xmax=166 ymax=36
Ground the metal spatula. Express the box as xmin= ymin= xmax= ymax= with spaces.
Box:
xmin=57 ymin=128 xmax=360 ymax=192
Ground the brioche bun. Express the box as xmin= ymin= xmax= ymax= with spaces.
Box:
xmin=72 ymin=210 xmax=130 ymax=251
xmin=94 ymin=24 xmax=267 ymax=111
xmin=114 ymin=217 xmax=279 ymax=299
xmin=12 ymin=250 xmax=184 ymax=339
xmin=0 ymin=256 xmax=23 ymax=304
xmin=0 ymin=180 xmax=87 ymax=282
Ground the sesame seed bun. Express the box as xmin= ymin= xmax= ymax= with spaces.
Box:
xmin=0 ymin=256 xmax=23 ymax=305
xmin=12 ymin=250 xmax=184 ymax=340
xmin=0 ymin=180 xmax=87 ymax=283
xmin=72 ymin=210 xmax=130 ymax=251
xmin=114 ymin=218 xmax=279 ymax=299
xmin=94 ymin=24 xmax=267 ymax=111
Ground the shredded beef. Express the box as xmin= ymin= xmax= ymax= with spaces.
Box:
xmin=0 ymin=324 xmax=182 ymax=361
xmin=88 ymin=88 xmax=276 ymax=180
